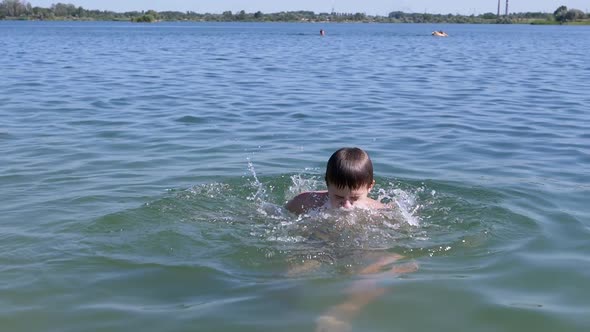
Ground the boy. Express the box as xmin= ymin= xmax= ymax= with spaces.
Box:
xmin=285 ymin=148 xmax=416 ymax=331
xmin=286 ymin=147 xmax=385 ymax=214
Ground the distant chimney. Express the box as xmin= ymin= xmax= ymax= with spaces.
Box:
xmin=505 ymin=0 xmax=509 ymax=16
xmin=497 ymin=0 xmax=501 ymax=16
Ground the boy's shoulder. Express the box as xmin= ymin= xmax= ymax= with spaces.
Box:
xmin=366 ymin=197 xmax=387 ymax=209
xmin=286 ymin=191 xmax=328 ymax=214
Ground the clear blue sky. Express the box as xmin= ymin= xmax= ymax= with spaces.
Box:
xmin=29 ymin=1 xmax=590 ymax=15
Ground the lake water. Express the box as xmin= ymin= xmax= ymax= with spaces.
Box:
xmin=1 ymin=21 xmax=589 ymax=331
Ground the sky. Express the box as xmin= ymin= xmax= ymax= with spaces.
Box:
xmin=29 ymin=1 xmax=590 ymax=16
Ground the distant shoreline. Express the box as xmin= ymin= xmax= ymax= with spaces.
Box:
xmin=2 ymin=17 xmax=590 ymax=26
xmin=1 ymin=4 xmax=589 ymax=25
xmin=2 ymin=18 xmax=589 ymax=26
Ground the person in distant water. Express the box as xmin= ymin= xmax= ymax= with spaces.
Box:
xmin=320 ymin=29 xmax=325 ymax=36
xmin=286 ymin=147 xmax=385 ymax=214
xmin=432 ymin=30 xmax=448 ymax=37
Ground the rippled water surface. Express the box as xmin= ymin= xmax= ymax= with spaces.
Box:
xmin=1 ymin=21 xmax=589 ymax=331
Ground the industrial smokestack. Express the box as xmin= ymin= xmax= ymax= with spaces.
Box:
xmin=497 ymin=0 xmax=501 ymax=16
xmin=505 ymin=0 xmax=509 ymax=16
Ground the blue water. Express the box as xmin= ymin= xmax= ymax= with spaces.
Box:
xmin=1 ymin=21 xmax=589 ymax=331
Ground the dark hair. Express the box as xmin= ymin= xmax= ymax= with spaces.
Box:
xmin=325 ymin=147 xmax=374 ymax=189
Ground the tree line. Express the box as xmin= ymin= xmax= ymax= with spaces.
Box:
xmin=1 ymin=0 xmax=588 ymax=24
xmin=552 ymin=5 xmax=586 ymax=23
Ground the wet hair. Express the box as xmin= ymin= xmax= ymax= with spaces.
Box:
xmin=325 ymin=147 xmax=374 ymax=189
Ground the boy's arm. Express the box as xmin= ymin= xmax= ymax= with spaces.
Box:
xmin=286 ymin=192 xmax=325 ymax=214
xmin=316 ymin=254 xmax=418 ymax=332
xmin=286 ymin=193 xmax=308 ymax=214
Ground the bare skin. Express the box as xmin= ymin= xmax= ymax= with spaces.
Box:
xmin=286 ymin=181 xmax=385 ymax=215
xmin=316 ymin=254 xmax=418 ymax=332
xmin=287 ymin=253 xmax=418 ymax=331
xmin=286 ymin=181 xmax=417 ymax=331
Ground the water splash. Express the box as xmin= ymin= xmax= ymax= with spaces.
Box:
xmin=83 ymin=165 xmax=520 ymax=278
xmin=87 ymin=160 xmax=509 ymax=272
xmin=247 ymin=158 xmax=265 ymax=203
xmin=247 ymin=159 xmax=288 ymax=220
xmin=376 ymin=184 xmax=428 ymax=227
xmin=287 ymin=172 xmax=323 ymax=199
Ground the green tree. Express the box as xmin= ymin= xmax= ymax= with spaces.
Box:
xmin=553 ymin=5 xmax=568 ymax=23
xmin=51 ymin=3 xmax=77 ymax=17
xmin=353 ymin=12 xmax=366 ymax=21
xmin=132 ymin=14 xmax=155 ymax=22
xmin=222 ymin=10 xmax=232 ymax=20
xmin=565 ymin=9 xmax=584 ymax=21
xmin=481 ymin=12 xmax=496 ymax=19
xmin=1 ymin=0 xmax=30 ymax=17
xmin=388 ymin=11 xmax=404 ymax=19
xmin=145 ymin=9 xmax=159 ymax=19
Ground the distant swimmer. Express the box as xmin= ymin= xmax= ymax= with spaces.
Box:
xmin=320 ymin=29 xmax=325 ymax=36
xmin=432 ymin=30 xmax=448 ymax=37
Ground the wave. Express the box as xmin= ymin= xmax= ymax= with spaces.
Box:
xmin=83 ymin=163 xmax=536 ymax=276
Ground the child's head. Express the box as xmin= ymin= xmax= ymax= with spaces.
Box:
xmin=324 ymin=147 xmax=375 ymax=209
xmin=325 ymin=147 xmax=374 ymax=189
